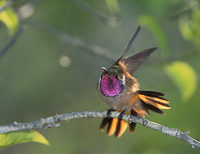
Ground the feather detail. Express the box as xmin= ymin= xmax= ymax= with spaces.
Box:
xmin=129 ymin=122 xmax=136 ymax=133
xmin=145 ymin=95 xmax=169 ymax=104
xmin=138 ymin=94 xmax=170 ymax=109
xmin=99 ymin=110 xmax=138 ymax=137
xmin=115 ymin=119 xmax=128 ymax=137
xmin=138 ymin=90 xmax=165 ymax=97
xmin=121 ymin=47 xmax=157 ymax=74
xmin=107 ymin=118 xmax=118 ymax=136
xmin=116 ymin=26 xmax=141 ymax=63
xmin=138 ymin=90 xmax=169 ymax=102
xmin=142 ymin=102 xmax=165 ymax=114
xmin=141 ymin=104 xmax=150 ymax=116
xmin=99 ymin=118 xmax=111 ymax=131
xmin=100 ymin=117 xmax=129 ymax=137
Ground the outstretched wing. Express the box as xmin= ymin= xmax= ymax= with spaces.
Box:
xmin=121 ymin=47 xmax=157 ymax=75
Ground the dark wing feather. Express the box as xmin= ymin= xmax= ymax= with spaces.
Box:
xmin=116 ymin=26 xmax=141 ymax=63
xmin=121 ymin=47 xmax=157 ymax=74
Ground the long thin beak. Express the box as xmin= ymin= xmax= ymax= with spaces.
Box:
xmin=101 ymin=67 xmax=108 ymax=74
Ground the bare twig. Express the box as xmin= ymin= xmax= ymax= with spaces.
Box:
xmin=73 ymin=0 xmax=107 ymax=23
xmin=0 ymin=111 xmax=199 ymax=149
xmin=25 ymin=20 xmax=115 ymax=61
xmin=0 ymin=27 xmax=24 ymax=57
xmin=72 ymin=0 xmax=119 ymax=27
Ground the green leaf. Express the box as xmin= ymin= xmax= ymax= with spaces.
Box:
xmin=165 ymin=61 xmax=197 ymax=101
xmin=105 ymin=0 xmax=120 ymax=16
xmin=0 ymin=130 xmax=50 ymax=149
xmin=138 ymin=15 xmax=169 ymax=58
xmin=179 ymin=9 xmax=200 ymax=48
xmin=0 ymin=0 xmax=19 ymax=35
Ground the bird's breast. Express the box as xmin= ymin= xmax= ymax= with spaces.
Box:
xmin=97 ymin=85 xmax=138 ymax=111
xmin=97 ymin=75 xmax=139 ymax=111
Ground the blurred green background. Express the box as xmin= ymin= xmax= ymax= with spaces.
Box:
xmin=0 ymin=0 xmax=200 ymax=153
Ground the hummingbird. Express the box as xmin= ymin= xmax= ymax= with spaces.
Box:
xmin=96 ymin=26 xmax=171 ymax=137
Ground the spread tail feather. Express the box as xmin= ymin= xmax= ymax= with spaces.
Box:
xmin=100 ymin=117 xmax=111 ymax=131
xmin=99 ymin=91 xmax=170 ymax=137
xmin=99 ymin=110 xmax=137 ymax=137
xmin=129 ymin=122 xmax=136 ymax=133
xmin=115 ymin=119 xmax=128 ymax=137
xmin=107 ymin=118 xmax=119 ymax=136
xmin=138 ymin=90 xmax=170 ymax=114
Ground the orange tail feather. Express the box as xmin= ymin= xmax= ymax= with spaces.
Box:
xmin=107 ymin=118 xmax=118 ymax=136
xmin=99 ymin=110 xmax=137 ymax=137
xmin=138 ymin=90 xmax=171 ymax=114
xmin=99 ymin=91 xmax=170 ymax=137
xmin=115 ymin=119 xmax=128 ymax=137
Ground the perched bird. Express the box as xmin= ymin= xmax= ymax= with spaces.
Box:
xmin=96 ymin=26 xmax=170 ymax=137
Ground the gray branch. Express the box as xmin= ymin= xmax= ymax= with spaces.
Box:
xmin=24 ymin=20 xmax=115 ymax=62
xmin=0 ymin=26 xmax=24 ymax=57
xmin=0 ymin=111 xmax=199 ymax=149
xmin=72 ymin=0 xmax=119 ymax=27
